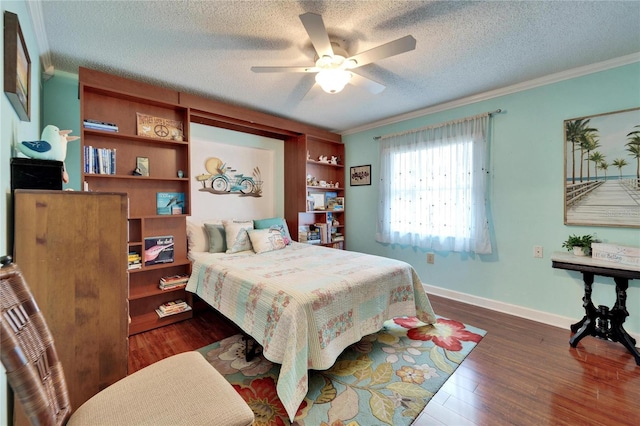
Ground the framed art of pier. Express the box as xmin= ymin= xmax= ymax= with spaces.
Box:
xmin=4 ymin=11 xmax=31 ymax=121
xmin=564 ymin=107 xmax=640 ymax=228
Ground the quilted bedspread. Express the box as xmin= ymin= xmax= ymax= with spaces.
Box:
xmin=186 ymin=242 xmax=436 ymax=421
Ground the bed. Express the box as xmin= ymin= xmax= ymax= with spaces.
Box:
xmin=185 ymin=218 xmax=436 ymax=420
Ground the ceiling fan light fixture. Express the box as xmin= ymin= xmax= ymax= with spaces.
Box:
xmin=317 ymin=55 xmax=334 ymax=67
xmin=315 ymin=69 xmax=352 ymax=94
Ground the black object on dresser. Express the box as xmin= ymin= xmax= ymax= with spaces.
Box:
xmin=10 ymin=157 xmax=63 ymax=191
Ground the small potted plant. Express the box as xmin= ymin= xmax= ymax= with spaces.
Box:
xmin=562 ymin=234 xmax=594 ymax=256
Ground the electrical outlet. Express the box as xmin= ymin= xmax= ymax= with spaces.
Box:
xmin=533 ymin=245 xmax=543 ymax=258
xmin=426 ymin=253 xmax=435 ymax=264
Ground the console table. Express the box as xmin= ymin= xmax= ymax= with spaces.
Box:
xmin=551 ymin=252 xmax=639 ymax=366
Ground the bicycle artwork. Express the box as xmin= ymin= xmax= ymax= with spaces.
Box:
xmin=195 ymin=156 xmax=263 ymax=197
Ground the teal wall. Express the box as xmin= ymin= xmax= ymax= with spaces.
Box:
xmin=1 ymin=2 xmax=43 ymax=423
xmin=343 ymin=63 xmax=640 ymax=337
xmin=42 ymin=71 xmax=81 ymax=190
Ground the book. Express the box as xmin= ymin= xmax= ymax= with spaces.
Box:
xmin=128 ymin=251 xmax=140 ymax=258
xmin=144 ymin=235 xmax=174 ymax=266
xmin=155 ymin=304 xmax=191 ymax=318
xmin=84 ymin=146 xmax=116 ymax=174
xmin=298 ymin=225 xmax=320 ymax=241
xmin=159 ymin=274 xmax=189 ymax=290
xmin=156 ymin=192 xmax=185 ymax=215
xmin=159 ymin=299 xmax=188 ymax=313
xmin=128 ymin=251 xmax=142 ymax=270
xmin=84 ymin=118 xmax=118 ymax=127
xmin=315 ymin=223 xmax=329 ymax=244
xmin=160 ymin=274 xmax=189 ymax=285
xmin=83 ymin=123 xmax=119 ymax=132
xmin=160 ymin=283 xmax=186 ymax=291
xmin=83 ymin=119 xmax=118 ymax=130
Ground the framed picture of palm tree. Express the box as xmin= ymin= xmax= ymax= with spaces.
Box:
xmin=564 ymin=107 xmax=640 ymax=227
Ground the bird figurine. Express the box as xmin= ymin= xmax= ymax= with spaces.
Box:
xmin=17 ymin=125 xmax=80 ymax=183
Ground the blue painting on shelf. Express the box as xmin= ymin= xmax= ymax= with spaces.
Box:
xmin=156 ymin=192 xmax=185 ymax=215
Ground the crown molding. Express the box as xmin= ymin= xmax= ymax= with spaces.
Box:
xmin=341 ymin=53 xmax=640 ymax=136
xmin=27 ymin=0 xmax=54 ymax=79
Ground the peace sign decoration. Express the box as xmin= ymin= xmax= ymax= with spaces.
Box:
xmin=136 ymin=113 xmax=184 ymax=141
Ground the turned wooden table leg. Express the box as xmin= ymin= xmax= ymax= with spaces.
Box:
xmin=570 ymin=272 xmax=597 ymax=347
xmin=610 ymin=277 xmax=640 ymax=366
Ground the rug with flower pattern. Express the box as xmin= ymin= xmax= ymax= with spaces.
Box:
xmin=197 ymin=316 xmax=485 ymax=426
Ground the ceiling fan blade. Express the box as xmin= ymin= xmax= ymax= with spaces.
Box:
xmin=349 ymin=72 xmax=386 ymax=94
xmin=251 ymin=66 xmax=319 ymax=73
xmin=346 ymin=35 xmax=416 ymax=68
xmin=299 ymin=12 xmax=334 ymax=58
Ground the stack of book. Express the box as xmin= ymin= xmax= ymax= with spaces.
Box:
xmin=159 ymin=274 xmax=189 ymax=290
xmin=83 ymin=119 xmax=119 ymax=132
xmin=128 ymin=252 xmax=141 ymax=270
xmin=314 ymin=223 xmax=330 ymax=244
xmin=298 ymin=225 xmax=321 ymax=244
xmin=155 ymin=300 xmax=191 ymax=318
xmin=84 ymin=145 xmax=116 ymax=174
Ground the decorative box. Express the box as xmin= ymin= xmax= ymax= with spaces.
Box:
xmin=591 ymin=243 xmax=640 ymax=266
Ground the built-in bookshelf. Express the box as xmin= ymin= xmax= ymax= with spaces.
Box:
xmin=79 ymin=67 xmax=192 ymax=335
xmin=297 ymin=136 xmax=345 ymax=249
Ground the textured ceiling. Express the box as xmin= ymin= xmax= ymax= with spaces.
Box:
xmin=28 ymin=1 xmax=640 ymax=133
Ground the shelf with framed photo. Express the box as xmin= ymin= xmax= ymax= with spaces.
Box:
xmin=80 ymin=67 xmax=192 ymax=335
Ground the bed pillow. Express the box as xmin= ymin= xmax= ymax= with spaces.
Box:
xmin=186 ymin=219 xmax=208 ymax=253
xmin=253 ymin=217 xmax=292 ymax=245
xmin=223 ymin=220 xmax=254 ymax=253
xmin=204 ymin=223 xmax=227 ymax=253
xmin=248 ymin=228 xmax=286 ymax=254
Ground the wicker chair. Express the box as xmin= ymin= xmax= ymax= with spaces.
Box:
xmin=0 ymin=257 xmax=255 ymax=426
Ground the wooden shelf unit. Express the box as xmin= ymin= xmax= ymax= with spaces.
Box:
xmin=79 ymin=67 xmax=192 ymax=335
xmin=296 ymin=136 xmax=346 ymax=249
xmin=78 ymin=66 xmax=344 ymax=334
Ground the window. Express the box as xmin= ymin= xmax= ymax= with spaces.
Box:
xmin=376 ymin=114 xmax=492 ymax=254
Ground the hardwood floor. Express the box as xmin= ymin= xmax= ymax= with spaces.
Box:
xmin=129 ymin=295 xmax=640 ymax=425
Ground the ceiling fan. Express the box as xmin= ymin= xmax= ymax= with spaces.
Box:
xmin=251 ymin=12 xmax=416 ymax=95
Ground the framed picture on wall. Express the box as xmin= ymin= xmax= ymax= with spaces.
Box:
xmin=564 ymin=107 xmax=640 ymax=228
xmin=4 ymin=11 xmax=31 ymax=122
xmin=350 ymin=165 xmax=371 ymax=186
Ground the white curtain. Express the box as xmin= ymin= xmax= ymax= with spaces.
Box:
xmin=376 ymin=113 xmax=492 ymax=254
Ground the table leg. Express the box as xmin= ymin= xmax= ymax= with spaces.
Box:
xmin=570 ymin=272 xmax=597 ymax=347
xmin=610 ymin=277 xmax=640 ymax=366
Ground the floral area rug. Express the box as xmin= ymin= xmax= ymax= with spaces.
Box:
xmin=197 ymin=316 xmax=485 ymax=426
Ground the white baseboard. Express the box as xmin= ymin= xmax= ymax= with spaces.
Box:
xmin=423 ymin=284 xmax=640 ymax=349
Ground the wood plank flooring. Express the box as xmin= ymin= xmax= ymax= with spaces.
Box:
xmin=129 ymin=295 xmax=640 ymax=425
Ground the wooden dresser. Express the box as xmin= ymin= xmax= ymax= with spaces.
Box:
xmin=12 ymin=189 xmax=129 ymax=415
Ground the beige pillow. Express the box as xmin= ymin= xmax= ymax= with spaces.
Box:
xmin=186 ymin=219 xmax=208 ymax=253
xmin=223 ymin=220 xmax=254 ymax=253
xmin=248 ymin=228 xmax=286 ymax=254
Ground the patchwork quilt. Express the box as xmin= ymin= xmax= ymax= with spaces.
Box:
xmin=186 ymin=242 xmax=436 ymax=421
